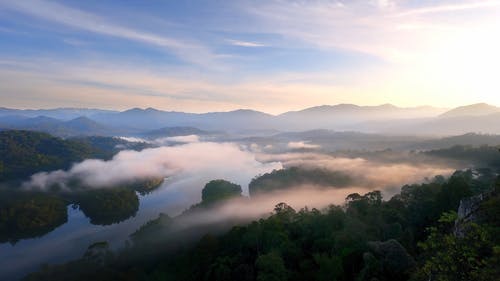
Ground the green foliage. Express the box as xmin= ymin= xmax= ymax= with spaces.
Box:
xmin=75 ymin=188 xmax=139 ymax=225
xmin=0 ymin=130 xmax=108 ymax=182
xmin=70 ymin=135 xmax=150 ymax=157
xmin=0 ymin=177 xmax=161 ymax=242
xmin=123 ymin=177 xmax=164 ymax=196
xmin=425 ymin=145 xmax=500 ymax=168
xmin=201 ymin=179 xmax=242 ymax=206
xmin=21 ymin=170 xmax=500 ymax=281
xmin=313 ymin=253 xmax=343 ymax=281
xmin=0 ymin=191 xmax=67 ymax=243
xmin=255 ymin=252 xmax=287 ymax=281
xmin=130 ymin=213 xmax=172 ymax=244
xmin=0 ymin=130 xmax=153 ymax=183
xmin=359 ymin=239 xmax=416 ymax=281
xmin=249 ymin=167 xmax=353 ymax=196
xmin=413 ymin=214 xmax=495 ymax=281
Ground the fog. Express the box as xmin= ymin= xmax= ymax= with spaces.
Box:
xmin=23 ymin=140 xmax=455 ymax=206
xmin=287 ymin=141 xmax=320 ymax=149
xmin=172 ymin=185 xmax=370 ymax=231
xmin=5 ymin=140 xmax=463 ymax=280
xmin=24 ymin=142 xmax=282 ymax=191
xmin=255 ymin=152 xmax=454 ymax=192
xmin=118 ymin=134 xmax=200 ymax=145
xmin=108 ymin=145 xmax=457 ymax=240
xmin=162 ymin=151 xmax=456 ymax=234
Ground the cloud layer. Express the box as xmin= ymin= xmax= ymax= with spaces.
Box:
xmin=1 ymin=1 xmax=499 ymax=112
xmin=256 ymin=152 xmax=454 ymax=194
xmin=24 ymin=142 xmax=282 ymax=191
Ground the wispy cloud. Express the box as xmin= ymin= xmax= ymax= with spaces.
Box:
xmin=395 ymin=0 xmax=500 ymax=17
xmin=1 ymin=0 xmax=499 ymax=111
xmin=2 ymin=53 xmax=499 ymax=113
xmin=0 ymin=0 xmax=217 ymax=67
xmin=241 ymin=0 xmax=500 ymax=62
xmin=0 ymin=58 xmax=358 ymax=113
xmin=227 ymin=39 xmax=265 ymax=47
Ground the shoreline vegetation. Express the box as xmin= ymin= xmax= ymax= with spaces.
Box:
xmin=19 ymin=170 xmax=500 ymax=281
xmin=0 ymin=177 xmax=165 ymax=243
xmin=1 ymin=130 xmax=499 ymax=280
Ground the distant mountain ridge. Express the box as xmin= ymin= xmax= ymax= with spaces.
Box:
xmin=0 ymin=116 xmax=119 ymax=137
xmin=0 ymin=107 xmax=117 ymax=121
xmin=439 ymin=103 xmax=500 ymax=118
xmin=2 ymin=103 xmax=500 ymax=136
xmin=141 ymin=126 xmax=214 ymax=139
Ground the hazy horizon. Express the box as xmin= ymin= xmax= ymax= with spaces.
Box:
xmin=0 ymin=101 xmax=456 ymax=115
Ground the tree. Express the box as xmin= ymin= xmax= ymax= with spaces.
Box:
xmin=414 ymin=212 xmax=494 ymax=281
xmin=201 ymin=179 xmax=242 ymax=205
xmin=255 ymin=252 xmax=287 ymax=281
xmin=313 ymin=253 xmax=343 ymax=281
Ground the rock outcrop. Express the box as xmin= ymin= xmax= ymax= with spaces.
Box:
xmin=454 ymin=192 xmax=493 ymax=237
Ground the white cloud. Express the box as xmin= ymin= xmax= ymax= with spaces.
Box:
xmin=157 ymin=135 xmax=200 ymax=144
xmin=1 ymin=1 xmax=500 ymax=111
xmin=395 ymin=0 xmax=500 ymax=17
xmin=227 ymin=39 xmax=265 ymax=47
xmin=118 ymin=136 xmax=149 ymax=143
xmin=287 ymin=141 xmax=320 ymax=149
xmin=24 ymin=142 xmax=282 ymax=191
xmin=242 ymin=0 xmax=500 ymax=63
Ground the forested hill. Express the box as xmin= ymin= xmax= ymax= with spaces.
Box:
xmin=0 ymin=130 xmax=144 ymax=182
xmin=23 ymin=170 xmax=500 ymax=281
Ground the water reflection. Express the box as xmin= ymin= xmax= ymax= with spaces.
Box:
xmin=0 ymin=159 xmax=281 ymax=280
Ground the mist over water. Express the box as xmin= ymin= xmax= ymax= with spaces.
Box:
xmin=1 ymin=140 xmax=459 ymax=280
xmin=23 ymin=142 xmax=282 ymax=191
xmin=1 ymin=141 xmax=282 ymax=280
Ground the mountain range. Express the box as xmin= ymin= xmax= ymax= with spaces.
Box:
xmin=1 ymin=103 xmax=499 ymax=137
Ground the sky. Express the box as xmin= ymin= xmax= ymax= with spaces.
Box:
xmin=0 ymin=0 xmax=499 ymax=114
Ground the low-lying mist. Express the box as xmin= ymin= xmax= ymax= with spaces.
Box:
xmin=255 ymin=152 xmax=454 ymax=193
xmin=123 ymin=146 xmax=458 ymax=245
xmin=172 ymin=185 xmax=370 ymax=231
xmin=23 ymin=142 xmax=282 ymax=192
xmin=5 ymin=139 xmax=466 ymax=280
xmin=20 ymin=139 xmax=460 ymax=234
xmin=22 ymin=140 xmax=457 ymax=213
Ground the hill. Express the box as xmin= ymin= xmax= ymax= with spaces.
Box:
xmin=92 ymin=108 xmax=275 ymax=132
xmin=8 ymin=103 xmax=500 ymax=135
xmin=141 ymin=126 xmax=212 ymax=139
xmin=0 ymin=115 xmax=125 ymax=137
xmin=277 ymin=104 xmax=446 ymax=131
xmin=414 ymin=133 xmax=500 ymax=150
xmin=0 ymin=131 xmax=137 ymax=182
xmin=440 ymin=103 xmax=500 ymax=118
xmin=0 ymin=107 xmax=117 ymax=121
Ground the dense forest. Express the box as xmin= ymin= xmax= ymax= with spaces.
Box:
xmin=0 ymin=130 xmax=148 ymax=182
xmin=0 ymin=130 xmax=104 ymax=182
xmin=0 ymin=191 xmax=67 ymax=243
xmin=424 ymin=145 xmax=500 ymax=168
xmin=249 ymin=167 xmax=353 ymax=196
xmin=73 ymin=188 xmax=140 ymax=225
xmin=0 ymin=177 xmax=164 ymax=243
xmin=1 ymin=130 xmax=500 ymax=280
xmin=23 ymin=169 xmax=500 ymax=281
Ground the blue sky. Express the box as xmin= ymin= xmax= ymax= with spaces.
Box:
xmin=1 ymin=0 xmax=499 ymax=113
